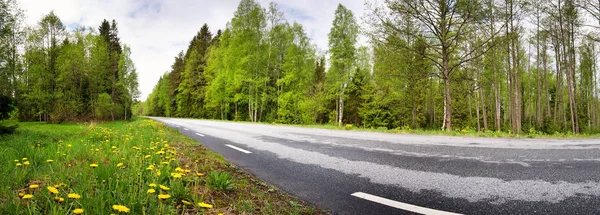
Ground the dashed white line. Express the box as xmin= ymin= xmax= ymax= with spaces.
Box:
xmin=225 ymin=144 xmax=252 ymax=154
xmin=195 ymin=133 xmax=205 ymax=137
xmin=351 ymin=192 xmax=462 ymax=215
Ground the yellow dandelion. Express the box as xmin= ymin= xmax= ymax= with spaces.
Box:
xmin=72 ymin=208 xmax=84 ymax=214
xmin=170 ymin=173 xmax=183 ymax=179
xmin=22 ymin=194 xmax=34 ymax=199
xmin=182 ymin=200 xmax=191 ymax=205
xmin=184 ymin=170 xmax=191 ymax=173
xmin=112 ymin=205 xmax=130 ymax=213
xmin=68 ymin=144 xmax=72 ymax=147
xmin=16 ymin=163 xmax=22 ymax=167
xmin=159 ymin=185 xmax=170 ymax=191
xmin=47 ymin=186 xmax=59 ymax=194
xmin=198 ymin=202 xmax=213 ymax=209
xmin=155 ymin=151 xmax=165 ymax=155
xmin=23 ymin=161 xmax=30 ymax=165
xmin=29 ymin=184 xmax=39 ymax=189
xmin=14 ymin=160 xmax=19 ymax=162
xmin=90 ymin=163 xmax=98 ymax=168
xmin=195 ymin=172 xmax=204 ymax=177
xmin=111 ymin=146 xmax=117 ymax=149
xmin=18 ymin=193 xmax=24 ymax=198
xmin=175 ymin=167 xmax=184 ymax=172
xmin=22 ymin=158 xmax=27 ymax=161
xmin=116 ymin=163 xmax=124 ymax=167
xmin=46 ymin=160 xmax=54 ymax=163
xmin=149 ymin=183 xmax=157 ymax=187
xmin=58 ymin=197 xmax=64 ymax=203
xmin=160 ymin=161 xmax=169 ymax=165
xmin=147 ymin=188 xmax=156 ymax=194
xmin=68 ymin=193 xmax=81 ymax=199
xmin=144 ymin=155 xmax=151 ymax=159
xmin=157 ymin=194 xmax=171 ymax=200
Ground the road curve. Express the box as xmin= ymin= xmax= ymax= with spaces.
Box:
xmin=150 ymin=117 xmax=600 ymax=215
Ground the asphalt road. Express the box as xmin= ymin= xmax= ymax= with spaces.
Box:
xmin=150 ymin=117 xmax=600 ymax=215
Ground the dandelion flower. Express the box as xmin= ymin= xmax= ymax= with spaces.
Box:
xmin=147 ymin=189 xmax=155 ymax=194
xmin=149 ymin=183 xmax=156 ymax=187
xmin=155 ymin=151 xmax=165 ymax=155
xmin=22 ymin=194 xmax=34 ymax=199
xmin=184 ymin=170 xmax=191 ymax=173
xmin=47 ymin=186 xmax=59 ymax=194
xmin=90 ymin=163 xmax=98 ymax=168
xmin=195 ymin=172 xmax=204 ymax=177
xmin=160 ymin=162 xmax=169 ymax=165
xmin=46 ymin=160 xmax=54 ymax=163
xmin=116 ymin=163 xmax=124 ymax=167
xmin=68 ymin=193 xmax=81 ymax=199
xmin=16 ymin=163 xmax=22 ymax=167
xmin=14 ymin=160 xmax=19 ymax=162
xmin=155 ymin=171 xmax=161 ymax=176
xmin=144 ymin=155 xmax=151 ymax=159
xmin=22 ymin=158 xmax=27 ymax=161
xmin=170 ymin=173 xmax=183 ymax=179
xmin=111 ymin=146 xmax=117 ymax=149
xmin=72 ymin=208 xmax=84 ymax=214
xmin=182 ymin=200 xmax=191 ymax=205
xmin=159 ymin=185 xmax=170 ymax=191
xmin=29 ymin=184 xmax=39 ymax=189
xmin=23 ymin=161 xmax=30 ymax=165
xmin=157 ymin=194 xmax=171 ymax=200
xmin=112 ymin=205 xmax=130 ymax=213
xmin=18 ymin=193 xmax=25 ymax=198
xmin=175 ymin=167 xmax=184 ymax=172
xmin=198 ymin=202 xmax=213 ymax=209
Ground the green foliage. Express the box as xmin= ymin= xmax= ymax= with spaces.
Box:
xmin=95 ymin=93 xmax=113 ymax=120
xmin=206 ymin=171 xmax=235 ymax=191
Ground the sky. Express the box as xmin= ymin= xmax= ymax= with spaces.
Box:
xmin=19 ymin=0 xmax=368 ymax=101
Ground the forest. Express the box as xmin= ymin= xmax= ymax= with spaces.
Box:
xmin=150 ymin=0 xmax=598 ymax=135
xmin=0 ymin=0 xmax=140 ymax=126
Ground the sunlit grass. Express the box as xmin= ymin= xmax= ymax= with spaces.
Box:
xmin=0 ymin=119 xmax=324 ymax=214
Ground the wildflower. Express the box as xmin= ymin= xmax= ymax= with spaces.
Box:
xmin=47 ymin=186 xmax=59 ymax=194
xmin=68 ymin=193 xmax=81 ymax=199
xmin=111 ymin=146 xmax=117 ymax=149
xmin=182 ymin=200 xmax=191 ymax=205
xmin=112 ymin=205 xmax=130 ymax=213
xmin=22 ymin=194 xmax=34 ymax=199
xmin=160 ymin=161 xmax=169 ymax=165
xmin=144 ymin=155 xmax=151 ymax=159
xmin=23 ymin=161 xmax=30 ymax=165
xmin=157 ymin=194 xmax=171 ymax=200
xmin=18 ymin=193 xmax=24 ymax=198
xmin=147 ymin=189 xmax=156 ymax=194
xmin=155 ymin=171 xmax=161 ymax=176
xmin=22 ymin=158 xmax=27 ymax=161
xmin=146 ymin=165 xmax=155 ymax=171
xmin=90 ymin=163 xmax=99 ymax=168
xmin=14 ymin=160 xmax=18 ymax=162
xmin=68 ymin=144 xmax=72 ymax=147
xmin=155 ymin=151 xmax=165 ymax=155
xmin=175 ymin=167 xmax=184 ymax=172
xmin=170 ymin=173 xmax=183 ymax=179
xmin=195 ymin=172 xmax=204 ymax=177
xmin=149 ymin=183 xmax=157 ymax=187
xmin=29 ymin=184 xmax=39 ymax=189
xmin=59 ymin=183 xmax=67 ymax=187
xmin=184 ymin=170 xmax=191 ymax=173
xmin=198 ymin=202 xmax=213 ymax=209
xmin=16 ymin=163 xmax=22 ymax=167
xmin=46 ymin=160 xmax=54 ymax=163
xmin=73 ymin=208 xmax=84 ymax=214
xmin=116 ymin=163 xmax=124 ymax=167
xmin=159 ymin=185 xmax=170 ymax=191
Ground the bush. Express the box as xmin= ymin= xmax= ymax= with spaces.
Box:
xmin=206 ymin=171 xmax=234 ymax=191
xmin=0 ymin=120 xmax=18 ymax=135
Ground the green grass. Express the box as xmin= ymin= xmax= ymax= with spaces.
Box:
xmin=164 ymin=116 xmax=600 ymax=139
xmin=0 ymin=119 xmax=326 ymax=214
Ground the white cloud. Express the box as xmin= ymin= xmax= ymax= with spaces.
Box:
xmin=18 ymin=0 xmax=367 ymax=100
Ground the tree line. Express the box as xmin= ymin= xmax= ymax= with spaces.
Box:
xmin=145 ymin=0 xmax=600 ymax=135
xmin=0 ymin=0 xmax=140 ymax=124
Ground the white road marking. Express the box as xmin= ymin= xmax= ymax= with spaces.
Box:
xmin=183 ymin=128 xmax=189 ymax=131
xmin=195 ymin=133 xmax=205 ymax=137
xmin=225 ymin=144 xmax=252 ymax=154
xmin=351 ymin=192 xmax=462 ymax=215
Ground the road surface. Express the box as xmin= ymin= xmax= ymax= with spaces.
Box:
xmin=150 ymin=117 xmax=600 ymax=215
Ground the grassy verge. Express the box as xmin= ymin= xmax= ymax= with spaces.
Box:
xmin=0 ymin=119 xmax=326 ymax=214
xmin=161 ymin=117 xmax=600 ymax=139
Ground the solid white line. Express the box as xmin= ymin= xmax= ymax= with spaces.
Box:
xmin=195 ymin=133 xmax=205 ymax=137
xmin=351 ymin=192 xmax=462 ymax=215
xmin=225 ymin=144 xmax=252 ymax=154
